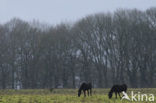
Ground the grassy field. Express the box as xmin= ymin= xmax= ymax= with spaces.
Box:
xmin=0 ymin=88 xmax=155 ymax=103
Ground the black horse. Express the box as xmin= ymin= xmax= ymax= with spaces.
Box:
xmin=108 ymin=84 xmax=127 ymax=99
xmin=78 ymin=82 xmax=92 ymax=97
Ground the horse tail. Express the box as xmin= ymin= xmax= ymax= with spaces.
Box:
xmin=88 ymin=82 xmax=92 ymax=89
xmin=122 ymin=84 xmax=127 ymax=92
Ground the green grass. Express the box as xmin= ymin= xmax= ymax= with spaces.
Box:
xmin=0 ymin=88 xmax=155 ymax=103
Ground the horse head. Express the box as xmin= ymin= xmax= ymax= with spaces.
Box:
xmin=78 ymin=89 xmax=81 ymax=97
xmin=108 ymin=91 xmax=113 ymax=99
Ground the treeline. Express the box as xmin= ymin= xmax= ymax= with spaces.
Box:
xmin=0 ymin=8 xmax=156 ymax=89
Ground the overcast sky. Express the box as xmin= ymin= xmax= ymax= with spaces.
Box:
xmin=1 ymin=0 xmax=156 ymax=25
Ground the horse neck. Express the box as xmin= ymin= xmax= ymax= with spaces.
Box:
xmin=79 ymin=84 xmax=84 ymax=90
xmin=109 ymin=89 xmax=113 ymax=97
xmin=110 ymin=88 xmax=114 ymax=93
xmin=78 ymin=88 xmax=82 ymax=94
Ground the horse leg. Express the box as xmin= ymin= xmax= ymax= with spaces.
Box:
xmin=83 ymin=90 xmax=86 ymax=97
xmin=87 ymin=90 xmax=89 ymax=96
xmin=115 ymin=92 xmax=117 ymax=99
xmin=90 ymin=89 xmax=92 ymax=96
xmin=118 ymin=93 xmax=121 ymax=99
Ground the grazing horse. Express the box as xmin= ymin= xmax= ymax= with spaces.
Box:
xmin=108 ymin=84 xmax=127 ymax=99
xmin=78 ymin=82 xmax=92 ymax=97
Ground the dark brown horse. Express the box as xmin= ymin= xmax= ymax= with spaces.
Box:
xmin=78 ymin=82 xmax=92 ymax=97
xmin=108 ymin=84 xmax=127 ymax=99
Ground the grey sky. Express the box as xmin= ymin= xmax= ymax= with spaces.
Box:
xmin=1 ymin=0 xmax=156 ymax=25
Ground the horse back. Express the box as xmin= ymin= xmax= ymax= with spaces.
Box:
xmin=111 ymin=84 xmax=127 ymax=93
xmin=80 ymin=82 xmax=92 ymax=90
